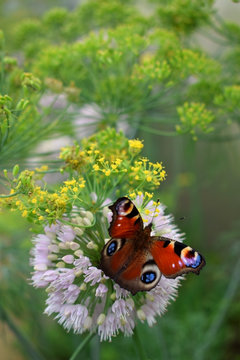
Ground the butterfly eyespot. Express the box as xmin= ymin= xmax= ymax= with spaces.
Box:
xmin=141 ymin=271 xmax=156 ymax=284
xmin=107 ymin=241 xmax=118 ymax=256
xmin=184 ymin=253 xmax=201 ymax=268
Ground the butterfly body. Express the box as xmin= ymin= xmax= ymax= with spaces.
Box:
xmin=100 ymin=197 xmax=205 ymax=295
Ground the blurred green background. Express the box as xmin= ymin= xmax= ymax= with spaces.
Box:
xmin=0 ymin=0 xmax=240 ymax=359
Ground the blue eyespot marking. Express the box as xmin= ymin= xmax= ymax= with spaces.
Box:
xmin=107 ymin=241 xmax=117 ymax=256
xmin=191 ymin=254 xmax=201 ymax=268
xmin=141 ymin=271 xmax=156 ymax=284
xmin=183 ymin=253 xmax=201 ymax=268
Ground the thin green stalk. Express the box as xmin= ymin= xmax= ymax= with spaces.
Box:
xmin=1 ymin=113 xmax=10 ymax=148
xmin=141 ymin=115 xmax=179 ymax=124
xmin=90 ymin=330 xmax=100 ymax=360
xmin=35 ymin=169 xmax=61 ymax=174
xmin=156 ymin=321 xmax=171 ymax=360
xmin=199 ymin=30 xmax=229 ymax=46
xmin=69 ymin=332 xmax=95 ymax=360
xmin=0 ymin=191 xmax=20 ymax=198
xmin=0 ymin=305 xmax=45 ymax=360
xmin=138 ymin=125 xmax=178 ymax=137
xmin=133 ymin=326 xmax=148 ymax=360
xmin=0 ymin=42 xmax=5 ymax=87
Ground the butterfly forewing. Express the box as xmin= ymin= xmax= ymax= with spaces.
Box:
xmin=108 ymin=197 xmax=143 ymax=239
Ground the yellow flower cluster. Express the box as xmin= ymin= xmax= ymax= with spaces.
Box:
xmin=5 ymin=171 xmax=88 ymax=224
xmin=176 ymin=102 xmax=215 ymax=140
xmin=60 ymin=143 xmax=128 ymax=178
xmin=129 ymin=191 xmax=153 ymax=203
xmin=128 ymin=191 xmax=161 ymax=222
xmin=60 ymin=177 xmax=86 ymax=198
xmin=171 ymin=49 xmax=219 ymax=77
xmin=60 ymin=129 xmax=147 ymax=176
xmin=132 ymin=58 xmax=171 ymax=84
xmin=2 ymin=129 xmax=166 ymax=225
xmin=12 ymin=185 xmax=69 ymax=223
xmin=92 ymin=156 xmax=126 ymax=178
xmin=129 ymin=158 xmax=166 ymax=189
xmin=58 ymin=129 xmax=167 ymax=198
xmin=128 ymin=139 xmax=144 ymax=152
xmin=214 ymin=85 xmax=240 ymax=112
xmin=14 ymin=170 xmax=36 ymax=194
xmin=35 ymin=165 xmax=49 ymax=172
xmin=60 ymin=145 xmax=86 ymax=172
xmin=81 ymin=128 xmax=131 ymax=162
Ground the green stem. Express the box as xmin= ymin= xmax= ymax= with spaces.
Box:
xmin=156 ymin=321 xmax=170 ymax=360
xmin=69 ymin=332 xmax=95 ymax=360
xmin=138 ymin=125 xmax=178 ymax=137
xmin=0 ymin=305 xmax=45 ymax=360
xmin=35 ymin=169 xmax=61 ymax=174
xmin=90 ymin=335 xmax=100 ymax=360
xmin=0 ymin=191 xmax=20 ymax=198
xmin=0 ymin=44 xmax=5 ymax=89
xmin=133 ymin=326 xmax=148 ymax=360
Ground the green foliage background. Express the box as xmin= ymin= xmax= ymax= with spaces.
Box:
xmin=0 ymin=0 xmax=240 ymax=359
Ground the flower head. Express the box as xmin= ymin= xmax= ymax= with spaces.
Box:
xmin=176 ymin=102 xmax=215 ymax=140
xmin=30 ymin=193 xmax=184 ymax=341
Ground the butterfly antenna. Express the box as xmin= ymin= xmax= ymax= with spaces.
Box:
xmin=179 ymin=216 xmax=186 ymax=221
xmin=149 ymin=199 xmax=179 ymax=238
xmin=152 ymin=220 xmax=172 ymax=233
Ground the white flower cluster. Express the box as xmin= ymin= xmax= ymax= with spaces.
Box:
xmin=30 ymin=196 xmax=183 ymax=341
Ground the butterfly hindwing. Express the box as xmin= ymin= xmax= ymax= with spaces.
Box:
xmin=108 ymin=197 xmax=143 ymax=239
xmin=100 ymin=237 xmax=161 ymax=295
xmin=119 ymin=253 xmax=161 ymax=294
xmin=150 ymin=237 xmax=206 ymax=278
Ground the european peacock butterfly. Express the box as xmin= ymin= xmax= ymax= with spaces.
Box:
xmin=100 ymin=197 xmax=205 ymax=295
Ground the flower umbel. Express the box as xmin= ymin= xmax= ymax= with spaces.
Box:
xmin=30 ymin=193 xmax=184 ymax=341
xmin=7 ymin=128 xmax=166 ymax=225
